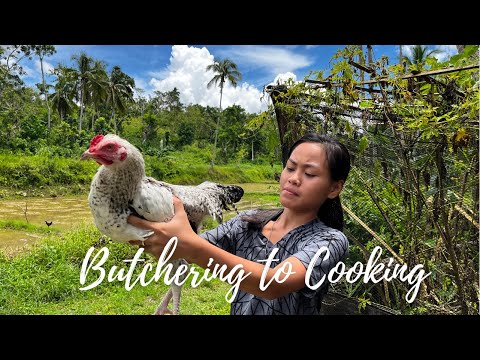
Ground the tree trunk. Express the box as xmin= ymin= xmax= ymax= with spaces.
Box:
xmin=79 ymin=86 xmax=84 ymax=134
xmin=456 ymin=45 xmax=465 ymax=54
xmin=39 ymin=55 xmax=51 ymax=131
xmin=399 ymin=45 xmax=405 ymax=74
xmin=435 ymin=138 xmax=468 ymax=314
xmin=266 ymin=84 xmax=300 ymax=167
xmin=211 ymin=84 xmax=223 ymax=169
xmin=111 ymin=91 xmax=117 ymax=134
xmin=358 ymin=45 xmax=367 ymax=129
xmin=112 ymin=108 xmax=117 ymax=134
xmin=367 ymin=45 xmax=374 ymax=94
xmin=359 ymin=45 xmax=365 ymax=87
xmin=251 ymin=139 xmax=254 ymax=161
xmin=367 ymin=45 xmax=373 ymax=66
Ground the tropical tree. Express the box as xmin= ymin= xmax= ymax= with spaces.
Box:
xmin=217 ymin=105 xmax=247 ymax=161
xmin=163 ymin=87 xmax=182 ymax=112
xmin=0 ymin=45 xmax=35 ymax=91
xmin=49 ymin=65 xmax=77 ymax=121
xmin=149 ymin=90 xmax=164 ymax=115
xmin=88 ymin=60 xmax=109 ymax=130
xmin=162 ymin=88 xmax=184 ymax=135
xmin=70 ymin=52 xmax=96 ymax=133
xmin=33 ymin=45 xmax=56 ymax=131
xmin=206 ymin=58 xmax=242 ymax=169
xmin=402 ymin=45 xmax=439 ymax=71
xmin=106 ymin=65 xmax=135 ymax=134
xmin=134 ymin=88 xmax=147 ymax=117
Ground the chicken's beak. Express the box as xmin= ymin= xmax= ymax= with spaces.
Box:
xmin=81 ymin=150 xmax=92 ymax=160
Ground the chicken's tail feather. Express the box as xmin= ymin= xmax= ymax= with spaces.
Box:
xmin=224 ymin=185 xmax=244 ymax=204
xmin=217 ymin=184 xmax=244 ymax=214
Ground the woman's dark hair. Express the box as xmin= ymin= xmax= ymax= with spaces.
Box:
xmin=242 ymin=133 xmax=351 ymax=231
xmin=290 ymin=133 xmax=351 ymax=230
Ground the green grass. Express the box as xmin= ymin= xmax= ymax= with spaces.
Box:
xmin=0 ymin=154 xmax=98 ymax=189
xmin=0 ymin=220 xmax=62 ymax=234
xmin=0 ymin=153 xmax=282 ymax=200
xmin=0 ymin=153 xmax=282 ymax=314
xmin=28 ymin=273 xmax=231 ymax=315
xmin=0 ymin=223 xmax=233 ymax=315
xmin=146 ymin=153 xmax=281 ymax=185
xmin=242 ymin=192 xmax=280 ymax=204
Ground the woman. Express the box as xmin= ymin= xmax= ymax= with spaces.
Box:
xmin=129 ymin=133 xmax=351 ymax=315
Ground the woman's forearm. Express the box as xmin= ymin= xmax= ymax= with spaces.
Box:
xmin=186 ymin=235 xmax=306 ymax=300
xmin=128 ymin=198 xmax=306 ymax=300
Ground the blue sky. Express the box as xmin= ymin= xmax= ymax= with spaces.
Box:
xmin=14 ymin=44 xmax=458 ymax=114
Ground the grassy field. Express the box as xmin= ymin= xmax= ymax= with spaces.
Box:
xmin=0 ymin=153 xmax=282 ymax=200
xmin=0 ymin=183 xmax=279 ymax=315
xmin=0 ymin=150 xmax=282 ymax=314
xmin=0 ymin=223 xmax=236 ymax=315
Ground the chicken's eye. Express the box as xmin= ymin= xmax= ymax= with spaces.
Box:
xmin=107 ymin=144 xmax=114 ymax=150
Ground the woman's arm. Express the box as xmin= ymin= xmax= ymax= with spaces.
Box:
xmin=128 ymin=197 xmax=307 ymax=300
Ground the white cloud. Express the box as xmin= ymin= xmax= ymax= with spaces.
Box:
xmin=149 ymin=45 xmax=267 ymax=114
xmin=271 ymin=72 xmax=297 ymax=85
xmin=133 ymin=77 xmax=149 ymax=97
xmin=402 ymin=45 xmax=458 ymax=62
xmin=222 ymin=45 xmax=313 ymax=75
xmin=34 ymin=59 xmax=54 ymax=75
xmin=402 ymin=45 xmax=414 ymax=59
xmin=0 ymin=49 xmax=35 ymax=78
xmin=147 ymin=70 xmax=169 ymax=78
xmin=20 ymin=64 xmax=35 ymax=78
xmin=433 ymin=45 xmax=458 ymax=61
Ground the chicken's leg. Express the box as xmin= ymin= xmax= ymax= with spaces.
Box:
xmin=171 ymin=284 xmax=182 ymax=315
xmin=153 ymin=288 xmax=173 ymax=315
xmin=153 ymin=259 xmax=187 ymax=315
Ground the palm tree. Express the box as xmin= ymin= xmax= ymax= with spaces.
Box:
xmin=88 ymin=60 xmax=109 ymax=130
xmin=107 ymin=65 xmax=135 ymax=134
xmin=403 ymin=45 xmax=439 ymax=72
xmin=399 ymin=45 xmax=403 ymax=72
xmin=0 ymin=45 xmax=36 ymax=97
xmin=33 ymin=45 xmax=56 ymax=131
xmin=49 ymin=65 xmax=77 ymax=121
xmin=367 ymin=45 xmax=374 ymax=94
xmin=206 ymin=58 xmax=242 ymax=169
xmin=71 ymin=52 xmax=96 ymax=134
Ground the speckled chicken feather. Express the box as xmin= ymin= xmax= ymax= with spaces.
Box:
xmin=84 ymin=134 xmax=244 ymax=314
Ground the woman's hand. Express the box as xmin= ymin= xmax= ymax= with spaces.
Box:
xmin=128 ymin=196 xmax=198 ymax=260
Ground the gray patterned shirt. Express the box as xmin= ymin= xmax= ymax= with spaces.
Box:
xmin=200 ymin=209 xmax=349 ymax=315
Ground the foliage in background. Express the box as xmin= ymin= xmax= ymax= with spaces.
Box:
xmin=258 ymin=45 xmax=479 ymax=314
xmin=1 ymin=44 xmax=477 ymax=315
xmin=0 ymin=153 xmax=280 ymax=200
xmin=1 ymin=47 xmax=274 ymax=165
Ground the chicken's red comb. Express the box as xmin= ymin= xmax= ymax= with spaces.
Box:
xmin=90 ymin=134 xmax=104 ymax=148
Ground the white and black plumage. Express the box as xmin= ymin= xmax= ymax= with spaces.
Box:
xmin=81 ymin=134 xmax=244 ymax=315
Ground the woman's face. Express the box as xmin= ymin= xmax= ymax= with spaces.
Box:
xmin=279 ymin=142 xmax=344 ymax=214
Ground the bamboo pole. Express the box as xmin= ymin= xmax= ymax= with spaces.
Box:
xmin=305 ymin=64 xmax=479 ymax=86
xmin=342 ymin=204 xmax=404 ymax=264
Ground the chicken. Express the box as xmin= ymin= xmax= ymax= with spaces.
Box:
xmin=81 ymin=134 xmax=244 ymax=315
